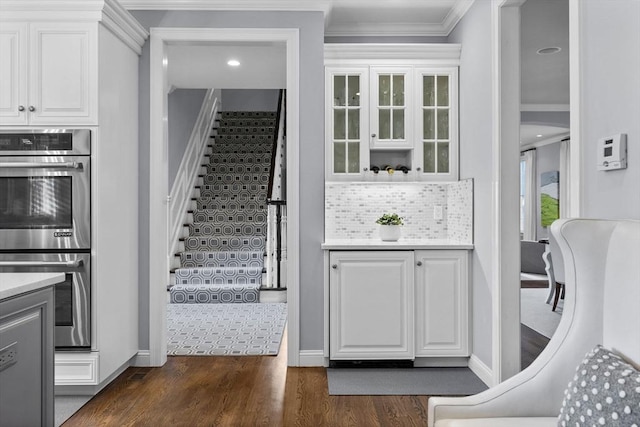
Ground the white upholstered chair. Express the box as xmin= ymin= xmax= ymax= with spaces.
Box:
xmin=428 ymin=219 xmax=640 ymax=427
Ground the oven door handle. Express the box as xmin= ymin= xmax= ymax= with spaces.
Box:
xmin=0 ymin=161 xmax=83 ymax=169
xmin=0 ymin=260 xmax=84 ymax=268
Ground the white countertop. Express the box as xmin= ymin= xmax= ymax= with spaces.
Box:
xmin=321 ymin=239 xmax=474 ymax=250
xmin=0 ymin=273 xmax=65 ymax=300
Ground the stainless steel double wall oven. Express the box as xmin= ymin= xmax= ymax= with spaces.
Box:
xmin=0 ymin=129 xmax=91 ymax=349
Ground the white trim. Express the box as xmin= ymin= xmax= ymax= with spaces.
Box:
xmin=442 ymin=0 xmax=477 ymax=35
xmin=101 ymin=0 xmax=149 ymax=55
xmin=132 ymin=350 xmax=152 ymax=367
xmin=119 ymin=0 xmax=331 ymax=13
xmin=149 ymin=29 xmax=169 ymax=366
xmin=148 ymin=27 xmax=301 ymax=367
xmin=568 ymin=0 xmax=582 ymax=218
xmin=468 ymin=353 xmax=493 ymax=387
xmin=55 ymin=353 xmax=99 ymax=386
xmin=520 ymin=103 xmax=570 ymax=112
xmin=298 ymin=350 xmax=326 ymax=367
xmin=324 ymin=44 xmax=461 ymax=63
xmin=490 ymin=0 xmax=522 ymax=386
xmin=168 ymin=90 xmax=218 ymax=261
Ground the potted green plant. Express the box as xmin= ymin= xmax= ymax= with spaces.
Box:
xmin=376 ymin=213 xmax=404 ymax=241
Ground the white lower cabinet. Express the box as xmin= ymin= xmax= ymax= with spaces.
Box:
xmin=330 ymin=251 xmax=414 ymax=360
xmin=415 ymin=250 xmax=469 ymax=357
xmin=329 ymin=249 xmax=469 ymax=361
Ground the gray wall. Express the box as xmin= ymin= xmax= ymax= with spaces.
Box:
xmin=448 ymin=0 xmax=494 ymax=369
xmin=580 ymin=0 xmax=640 ymax=219
xmin=221 ymin=89 xmax=280 ymax=111
xmin=132 ymin=10 xmax=325 ymax=352
xmin=168 ymin=89 xmax=207 ymax=188
xmin=535 ymin=142 xmax=561 ymax=239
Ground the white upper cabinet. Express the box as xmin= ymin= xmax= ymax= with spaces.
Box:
xmin=414 ymin=67 xmax=459 ymax=181
xmin=324 ymin=44 xmax=460 ymax=182
xmin=0 ymin=22 xmax=97 ymax=126
xmin=370 ymin=66 xmax=413 ymax=149
xmin=326 ymin=67 xmax=369 ymax=179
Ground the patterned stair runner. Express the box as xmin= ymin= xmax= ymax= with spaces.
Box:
xmin=170 ymin=111 xmax=276 ymax=304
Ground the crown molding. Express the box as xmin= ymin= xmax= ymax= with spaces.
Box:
xmin=442 ymin=0 xmax=475 ymax=35
xmin=0 ymin=0 xmax=104 ymax=20
xmin=118 ymin=0 xmax=332 ymax=14
xmin=0 ymin=0 xmax=148 ymax=53
xmin=325 ymin=43 xmax=461 ymax=62
xmin=102 ymin=0 xmax=149 ymax=54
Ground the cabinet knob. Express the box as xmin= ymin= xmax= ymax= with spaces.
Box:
xmin=371 ymin=133 xmax=377 ymax=138
xmin=18 ymin=105 xmax=25 ymax=112
xmin=332 ymin=264 xmax=338 ymax=269
xmin=28 ymin=106 xmax=36 ymax=112
xmin=416 ymin=261 xmax=423 ymax=266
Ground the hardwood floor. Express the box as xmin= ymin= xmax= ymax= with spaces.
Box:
xmin=63 ymin=332 xmax=430 ymax=427
xmin=63 ymin=326 xmax=549 ymax=426
xmin=521 ymin=323 xmax=550 ymax=369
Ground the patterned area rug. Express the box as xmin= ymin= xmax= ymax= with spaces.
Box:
xmin=167 ymin=303 xmax=287 ymax=356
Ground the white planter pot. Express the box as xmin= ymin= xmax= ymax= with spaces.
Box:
xmin=379 ymin=225 xmax=402 ymax=241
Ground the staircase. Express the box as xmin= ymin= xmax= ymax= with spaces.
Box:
xmin=169 ymin=111 xmax=277 ymax=304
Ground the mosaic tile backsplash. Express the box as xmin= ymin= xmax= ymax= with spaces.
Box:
xmin=325 ymin=179 xmax=473 ymax=242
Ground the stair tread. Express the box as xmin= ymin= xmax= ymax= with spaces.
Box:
xmin=176 ymin=266 xmax=263 ymax=272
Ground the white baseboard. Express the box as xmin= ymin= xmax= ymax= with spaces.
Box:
xmin=298 ymin=350 xmax=325 ymax=367
xmin=55 ymin=355 xmax=131 ymax=396
xmin=132 ymin=350 xmax=153 ymax=367
xmin=55 ymin=352 xmax=99 ymax=386
xmin=468 ymin=353 xmax=493 ymax=387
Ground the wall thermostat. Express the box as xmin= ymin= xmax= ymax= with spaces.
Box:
xmin=597 ymin=133 xmax=627 ymax=171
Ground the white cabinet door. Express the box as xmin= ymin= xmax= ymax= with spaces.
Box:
xmin=29 ymin=23 xmax=97 ymax=125
xmin=325 ymin=67 xmax=369 ymax=180
xmin=413 ymin=67 xmax=459 ymax=181
xmin=330 ymin=251 xmax=414 ymax=360
xmin=415 ymin=250 xmax=469 ymax=356
xmin=370 ymin=66 xmax=413 ymax=149
xmin=0 ymin=23 xmax=28 ymax=125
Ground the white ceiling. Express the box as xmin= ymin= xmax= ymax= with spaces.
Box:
xmin=520 ymin=0 xmax=570 ymax=146
xmin=167 ymin=43 xmax=286 ymax=90
xmin=520 ymin=124 xmax=569 ymax=148
xmin=520 ymin=0 xmax=570 ymax=109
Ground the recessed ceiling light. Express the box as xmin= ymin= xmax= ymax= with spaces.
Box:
xmin=227 ymin=59 xmax=240 ymax=67
xmin=536 ymin=47 xmax=561 ymax=55
xmin=536 ymin=134 xmax=543 ymax=138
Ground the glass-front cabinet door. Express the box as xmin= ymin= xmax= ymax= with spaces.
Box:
xmin=370 ymin=67 xmax=413 ymax=149
xmin=326 ymin=67 xmax=369 ymax=180
xmin=370 ymin=67 xmax=412 ymax=149
xmin=415 ymin=67 xmax=459 ymax=181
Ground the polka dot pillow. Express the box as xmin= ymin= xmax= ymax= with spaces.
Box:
xmin=558 ymin=345 xmax=640 ymax=426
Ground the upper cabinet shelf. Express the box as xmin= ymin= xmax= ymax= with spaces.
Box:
xmin=325 ymin=44 xmax=460 ymax=182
